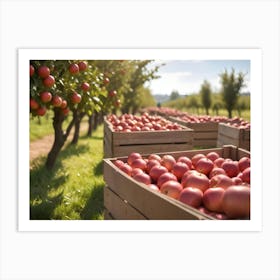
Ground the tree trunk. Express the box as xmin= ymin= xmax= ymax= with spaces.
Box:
xmin=45 ymin=109 xmax=66 ymax=170
xmin=45 ymin=109 xmax=75 ymax=170
xmin=93 ymin=113 xmax=99 ymax=131
xmin=71 ymin=112 xmax=85 ymax=145
xmin=206 ymin=108 xmax=209 ymax=115
xmin=228 ymin=109 xmax=232 ymax=118
xmin=87 ymin=113 xmax=94 ymax=137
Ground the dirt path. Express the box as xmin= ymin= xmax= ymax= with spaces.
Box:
xmin=30 ymin=122 xmax=89 ymax=162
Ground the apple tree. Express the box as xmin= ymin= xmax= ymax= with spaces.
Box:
xmin=30 ymin=60 xmax=105 ymax=169
xmin=121 ymin=60 xmax=160 ymax=114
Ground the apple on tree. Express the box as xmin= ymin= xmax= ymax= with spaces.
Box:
xmin=38 ymin=66 xmax=50 ymax=78
xmin=40 ymin=91 xmax=52 ymax=103
xmin=69 ymin=63 xmax=79 ymax=74
xmin=43 ymin=75 xmax=55 ymax=88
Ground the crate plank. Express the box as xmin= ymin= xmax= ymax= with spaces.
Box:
xmin=217 ymin=123 xmax=250 ymax=151
xmin=112 ymin=143 xmax=193 ymax=158
xmin=167 ymin=116 xmax=219 ymax=148
xmin=104 ymin=186 xmax=147 ymax=220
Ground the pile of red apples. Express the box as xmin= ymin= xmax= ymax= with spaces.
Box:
xmin=178 ymin=115 xmax=250 ymax=129
xmin=113 ymin=151 xmax=250 ymax=220
xmin=107 ymin=113 xmax=184 ymax=132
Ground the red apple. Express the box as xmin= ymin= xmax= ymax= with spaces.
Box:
xmin=43 ymin=75 xmax=55 ymax=87
xmin=36 ymin=106 xmax=47 ymax=116
xmin=78 ymin=61 xmax=88 ymax=71
xmin=61 ymin=100 xmax=68 ymax=109
xmin=119 ymin=163 xmax=132 ymax=176
xmin=161 ymin=155 xmax=176 ymax=171
xmin=179 ymin=187 xmax=203 ymax=208
xmin=206 ymin=152 xmax=220 ymax=162
xmin=241 ymin=167 xmax=250 ymax=184
xmin=222 ymin=186 xmax=250 ymax=219
xmin=172 ymin=162 xmax=189 ymax=180
xmin=71 ymin=92 xmax=82 ymax=104
xmin=40 ymin=91 xmax=52 ymax=103
xmin=238 ymin=157 xmax=250 ymax=172
xmin=103 ymin=77 xmax=110 ymax=85
xmin=51 ymin=96 xmax=62 ymax=107
xmin=38 ymin=65 xmax=50 ymax=78
xmin=202 ymin=187 xmax=225 ymax=213
xmin=81 ymin=82 xmax=90 ymax=92
xmin=109 ymin=90 xmax=117 ymax=97
xmin=131 ymin=168 xmax=144 ymax=177
xmin=232 ymin=177 xmax=243 ymax=185
xmin=62 ymin=107 xmax=70 ymax=116
xmin=157 ymin=172 xmax=178 ymax=189
xmin=177 ymin=156 xmax=192 ymax=168
xmin=195 ymin=157 xmax=214 ymax=175
xmin=130 ymin=158 xmax=147 ymax=171
xmin=214 ymin=157 xmax=225 ymax=168
xmin=209 ymin=167 xmax=226 ymax=178
xmin=114 ymin=159 xmax=125 ymax=168
xmin=222 ymin=160 xmax=239 ymax=178
xmin=127 ymin=152 xmax=142 ymax=165
xmin=146 ymin=159 xmax=161 ymax=173
xmin=191 ymin=153 xmax=206 ymax=167
xmin=182 ymin=172 xmax=209 ymax=193
xmin=148 ymin=154 xmax=162 ymax=163
xmin=181 ymin=170 xmax=200 ymax=186
xmin=148 ymin=184 xmax=160 ymax=192
xmin=133 ymin=173 xmax=151 ymax=185
xmin=149 ymin=165 xmax=168 ymax=182
xmin=209 ymin=174 xmax=233 ymax=190
xmin=160 ymin=181 xmax=183 ymax=199
xmin=69 ymin=63 xmax=79 ymax=74
xmin=30 ymin=99 xmax=39 ymax=110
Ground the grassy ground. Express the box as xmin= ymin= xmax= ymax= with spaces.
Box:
xmin=30 ymin=125 xmax=105 ymax=220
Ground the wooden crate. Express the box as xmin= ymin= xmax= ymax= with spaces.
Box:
xmin=103 ymin=117 xmax=194 ymax=158
xmin=103 ymin=145 xmax=250 ymax=220
xmin=217 ymin=123 xmax=250 ymax=151
xmin=167 ymin=116 xmax=219 ymax=148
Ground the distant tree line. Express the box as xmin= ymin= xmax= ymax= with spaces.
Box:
xmin=165 ymin=69 xmax=249 ymax=118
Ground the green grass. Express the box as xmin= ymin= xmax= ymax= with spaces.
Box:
xmin=30 ymin=125 xmax=105 ymax=220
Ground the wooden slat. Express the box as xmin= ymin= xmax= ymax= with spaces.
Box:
xmin=112 ymin=143 xmax=194 ymax=158
xmin=193 ymin=139 xmax=217 ymax=147
xmin=194 ymin=131 xmax=218 ymax=139
xmin=218 ymin=123 xmax=241 ymax=138
xmin=217 ymin=123 xmax=250 ymax=151
xmin=104 ymin=186 xmax=147 ymax=220
xmin=113 ymin=129 xmax=193 ymax=146
xmin=103 ymin=160 xmax=214 ymax=220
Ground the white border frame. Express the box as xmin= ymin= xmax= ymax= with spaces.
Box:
xmin=19 ymin=48 xmax=262 ymax=232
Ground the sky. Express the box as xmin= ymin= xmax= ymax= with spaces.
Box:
xmin=146 ymin=60 xmax=250 ymax=95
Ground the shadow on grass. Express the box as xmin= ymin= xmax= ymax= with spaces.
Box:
xmin=30 ymin=143 xmax=90 ymax=220
xmin=80 ymin=183 xmax=104 ymax=220
xmin=93 ymin=160 xmax=104 ymax=176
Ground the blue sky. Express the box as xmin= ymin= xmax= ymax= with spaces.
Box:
xmin=146 ymin=60 xmax=250 ymax=95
